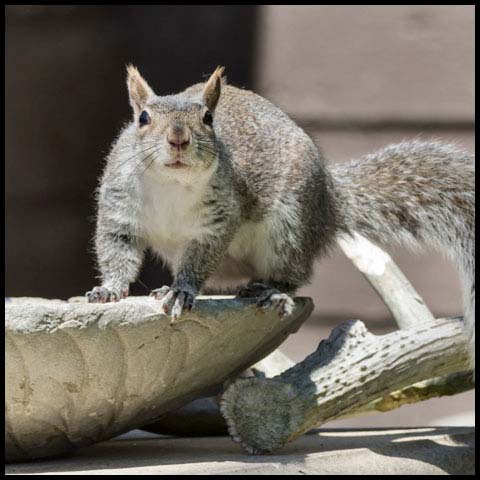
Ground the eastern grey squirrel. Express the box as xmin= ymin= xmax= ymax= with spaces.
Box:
xmin=87 ymin=66 xmax=475 ymax=370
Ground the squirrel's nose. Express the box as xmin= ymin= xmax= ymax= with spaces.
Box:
xmin=167 ymin=126 xmax=190 ymax=150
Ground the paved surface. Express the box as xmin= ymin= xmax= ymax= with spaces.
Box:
xmin=6 ymin=427 xmax=475 ymax=475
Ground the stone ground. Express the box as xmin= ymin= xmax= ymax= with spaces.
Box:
xmin=6 ymin=427 xmax=475 ymax=475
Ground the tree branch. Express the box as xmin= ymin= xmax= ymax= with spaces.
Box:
xmin=337 ymin=232 xmax=435 ymax=329
xmin=337 ymin=371 xmax=474 ymax=419
xmin=220 ymin=316 xmax=472 ymax=454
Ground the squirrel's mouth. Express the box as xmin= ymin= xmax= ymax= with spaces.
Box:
xmin=165 ymin=160 xmax=188 ymax=169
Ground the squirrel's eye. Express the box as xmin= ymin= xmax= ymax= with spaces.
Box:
xmin=203 ymin=110 xmax=213 ymax=126
xmin=139 ymin=110 xmax=151 ymax=127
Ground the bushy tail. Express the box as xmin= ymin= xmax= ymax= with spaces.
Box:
xmin=332 ymin=140 xmax=475 ymax=372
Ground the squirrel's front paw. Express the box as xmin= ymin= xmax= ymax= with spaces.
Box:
xmin=86 ymin=286 xmax=128 ymax=303
xmin=150 ymin=285 xmax=196 ymax=321
xmin=257 ymin=291 xmax=294 ymax=318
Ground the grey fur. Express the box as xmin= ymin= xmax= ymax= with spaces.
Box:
xmin=333 ymin=140 xmax=475 ymax=369
xmin=87 ymin=70 xmax=474 ymax=370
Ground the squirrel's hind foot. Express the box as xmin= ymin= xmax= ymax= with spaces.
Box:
xmin=237 ymin=282 xmax=294 ymax=317
xmin=257 ymin=292 xmax=294 ymax=318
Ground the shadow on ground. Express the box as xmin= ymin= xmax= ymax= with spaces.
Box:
xmin=6 ymin=427 xmax=474 ymax=475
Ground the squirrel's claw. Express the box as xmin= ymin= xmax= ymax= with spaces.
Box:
xmin=86 ymin=286 xmax=126 ymax=303
xmin=149 ymin=286 xmax=171 ymax=300
xmin=257 ymin=292 xmax=294 ymax=318
xmin=171 ymin=292 xmax=185 ymax=320
xmin=151 ymin=286 xmax=196 ymax=321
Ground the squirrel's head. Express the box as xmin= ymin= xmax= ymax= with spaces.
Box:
xmin=126 ymin=65 xmax=224 ymax=179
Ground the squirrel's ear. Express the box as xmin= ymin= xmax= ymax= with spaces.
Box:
xmin=126 ymin=64 xmax=154 ymax=114
xmin=203 ymin=66 xmax=225 ymax=112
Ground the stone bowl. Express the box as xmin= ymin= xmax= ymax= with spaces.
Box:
xmin=5 ymin=295 xmax=312 ymax=462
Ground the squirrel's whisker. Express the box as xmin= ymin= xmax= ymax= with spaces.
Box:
xmin=113 ymin=143 xmax=161 ymax=173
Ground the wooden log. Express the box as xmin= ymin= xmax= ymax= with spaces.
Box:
xmin=337 ymin=232 xmax=435 ymax=329
xmin=337 ymin=371 xmax=474 ymax=419
xmin=220 ymin=317 xmax=472 ymax=454
xmin=140 ymin=349 xmax=296 ymax=436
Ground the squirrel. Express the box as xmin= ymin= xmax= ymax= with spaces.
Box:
xmin=87 ymin=66 xmax=475 ymax=371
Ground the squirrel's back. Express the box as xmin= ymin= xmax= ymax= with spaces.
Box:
xmin=183 ymin=82 xmax=333 ymax=219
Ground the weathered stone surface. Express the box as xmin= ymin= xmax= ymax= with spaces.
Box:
xmin=140 ymin=349 xmax=295 ymax=436
xmin=5 ymin=295 xmax=313 ymax=462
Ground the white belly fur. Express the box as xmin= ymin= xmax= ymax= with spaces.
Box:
xmin=139 ymin=174 xmax=281 ymax=285
xmin=206 ymin=219 xmax=278 ymax=288
xmin=139 ymin=175 xmax=211 ymax=270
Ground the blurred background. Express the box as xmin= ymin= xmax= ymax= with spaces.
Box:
xmin=5 ymin=5 xmax=475 ymax=427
